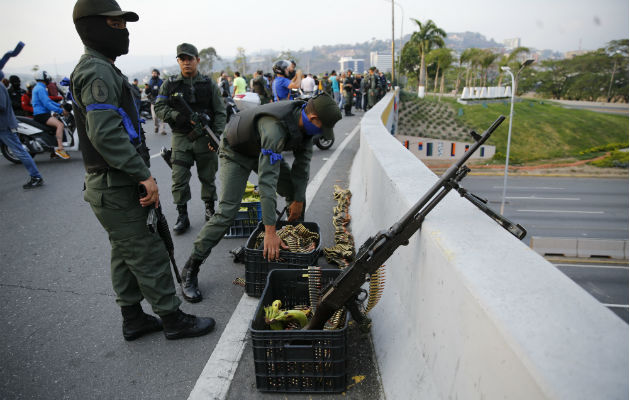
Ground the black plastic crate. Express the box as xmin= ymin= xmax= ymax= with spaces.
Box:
xmin=244 ymin=221 xmax=321 ymax=297
xmin=224 ymin=202 xmax=261 ymax=238
xmin=250 ymin=269 xmax=348 ymax=393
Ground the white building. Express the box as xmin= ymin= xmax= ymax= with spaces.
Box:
xmin=339 ymin=57 xmax=365 ymax=74
xmin=503 ymin=38 xmax=521 ymax=51
xmin=369 ymin=52 xmax=392 ymax=73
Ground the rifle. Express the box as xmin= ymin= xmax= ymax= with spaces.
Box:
xmin=171 ymin=93 xmax=221 ymax=150
xmin=305 ymin=115 xmax=526 ymax=330
xmin=138 ymin=184 xmax=182 ymax=284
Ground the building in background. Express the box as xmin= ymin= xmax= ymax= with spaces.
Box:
xmin=369 ymin=52 xmax=392 ymax=72
xmin=339 ymin=57 xmax=365 ymax=73
xmin=502 ymin=38 xmax=521 ymax=51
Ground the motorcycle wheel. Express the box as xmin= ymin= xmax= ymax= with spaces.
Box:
xmin=1 ymin=143 xmax=29 ymax=164
xmin=315 ymin=136 xmax=334 ymax=150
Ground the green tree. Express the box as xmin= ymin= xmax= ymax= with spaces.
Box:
xmin=198 ymin=47 xmax=221 ymax=75
xmin=426 ymin=48 xmax=453 ymax=94
xmin=479 ymin=49 xmax=499 ymax=86
xmin=409 ymin=18 xmax=446 ymax=88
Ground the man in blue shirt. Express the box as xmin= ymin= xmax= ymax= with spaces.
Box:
xmin=329 ymin=70 xmax=341 ymax=107
xmin=272 ymin=59 xmax=302 ymax=101
xmin=32 ymin=71 xmax=70 ymax=159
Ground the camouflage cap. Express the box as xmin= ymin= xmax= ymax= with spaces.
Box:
xmin=309 ymin=93 xmax=342 ymax=140
xmin=73 ymin=0 xmax=138 ymax=23
xmin=177 ymin=43 xmax=198 ymax=58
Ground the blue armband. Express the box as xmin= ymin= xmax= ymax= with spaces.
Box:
xmin=261 ymin=149 xmax=283 ymax=165
xmin=156 ymin=95 xmax=168 ymax=100
xmin=86 ymin=103 xmax=140 ymax=144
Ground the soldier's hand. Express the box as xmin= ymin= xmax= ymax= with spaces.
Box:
xmin=263 ymin=225 xmax=289 ymax=261
xmin=139 ymin=176 xmax=159 ymax=208
xmin=287 ymin=201 xmax=304 ymax=222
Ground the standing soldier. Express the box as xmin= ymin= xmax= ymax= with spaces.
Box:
xmin=70 ymin=0 xmax=215 ymax=340
xmin=154 ymin=43 xmax=227 ymax=235
xmin=367 ymin=67 xmax=377 ymax=109
xmin=252 ymin=70 xmax=271 ymax=104
xmin=342 ymin=69 xmax=354 ymax=116
xmin=178 ymin=94 xmax=342 ymax=303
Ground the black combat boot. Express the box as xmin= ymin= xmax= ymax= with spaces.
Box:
xmin=121 ymin=304 xmax=163 ymax=341
xmin=173 ymin=204 xmax=190 ymax=234
xmin=205 ymin=201 xmax=215 ymax=221
xmin=180 ymin=257 xmax=203 ymax=303
xmin=161 ymin=309 xmax=215 ymax=340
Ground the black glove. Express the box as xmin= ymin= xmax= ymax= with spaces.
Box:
xmin=187 ymin=120 xmax=204 ymax=141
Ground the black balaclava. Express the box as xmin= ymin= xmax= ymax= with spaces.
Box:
xmin=75 ymin=16 xmax=129 ymax=60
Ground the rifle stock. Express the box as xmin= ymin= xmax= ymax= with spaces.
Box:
xmin=171 ymin=93 xmax=221 ymax=150
xmin=305 ymin=115 xmax=506 ymax=330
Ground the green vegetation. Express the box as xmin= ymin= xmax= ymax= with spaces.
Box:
xmin=589 ymin=151 xmax=629 ymax=168
xmin=399 ymin=92 xmax=629 ymax=164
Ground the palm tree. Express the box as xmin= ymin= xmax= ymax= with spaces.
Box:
xmin=499 ymin=46 xmax=530 ymax=87
xmin=461 ymin=48 xmax=481 ymax=87
xmin=426 ymin=48 xmax=453 ymax=94
xmin=410 ymin=19 xmax=446 ymax=91
xmin=479 ymin=49 xmax=499 ymax=86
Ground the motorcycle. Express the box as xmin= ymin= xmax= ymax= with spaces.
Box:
xmin=2 ymin=81 xmax=79 ymax=164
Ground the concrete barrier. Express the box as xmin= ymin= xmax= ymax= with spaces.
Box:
xmin=530 ymin=237 xmax=578 ymax=257
xmin=351 ymin=92 xmax=628 ymax=400
xmin=577 ymin=238 xmax=627 ymax=259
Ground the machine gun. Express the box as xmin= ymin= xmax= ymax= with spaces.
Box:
xmin=305 ymin=115 xmax=526 ymax=330
xmin=171 ymin=93 xmax=221 ymax=150
xmin=138 ymin=184 xmax=182 ymax=284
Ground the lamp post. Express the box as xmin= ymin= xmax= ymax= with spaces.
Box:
xmin=499 ymin=59 xmax=534 ymax=215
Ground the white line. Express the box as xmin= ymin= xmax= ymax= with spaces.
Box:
xmin=187 ymin=123 xmax=361 ymax=400
xmin=150 ymin=152 xmax=161 ymax=159
xmin=305 ymin=125 xmax=361 ymax=206
xmin=493 ymin=186 xmax=566 ymax=190
xmin=555 ymin=264 xmax=629 ymax=270
xmin=517 ymin=209 xmax=604 ymax=214
xmin=506 ymin=196 xmax=580 ymax=201
xmin=602 ymin=304 xmax=629 ymax=309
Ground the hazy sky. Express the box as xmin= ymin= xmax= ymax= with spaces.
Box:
xmin=1 ymin=0 xmax=627 ymax=73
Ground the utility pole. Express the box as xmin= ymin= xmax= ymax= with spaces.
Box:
xmin=391 ymin=0 xmax=395 ymax=84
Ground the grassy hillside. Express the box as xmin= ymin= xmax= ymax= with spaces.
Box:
xmin=398 ymin=92 xmax=629 ymax=164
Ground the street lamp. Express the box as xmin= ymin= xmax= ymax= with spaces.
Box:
xmin=499 ymin=59 xmax=535 ymax=215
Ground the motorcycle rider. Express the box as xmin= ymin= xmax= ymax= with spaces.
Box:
xmin=154 ymin=43 xmax=227 ymax=234
xmin=32 ymin=71 xmax=70 ymax=159
xmin=272 ymin=59 xmax=302 ymax=101
xmin=144 ymin=69 xmax=166 ymax=134
xmin=8 ymin=75 xmax=25 ymax=116
xmin=71 ymin=0 xmax=215 ymax=340
xmin=21 ymin=81 xmax=35 ymax=115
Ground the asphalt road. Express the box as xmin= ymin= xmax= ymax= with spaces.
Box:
xmin=461 ymin=176 xmax=629 ymax=242
xmin=0 ymin=111 xmax=383 ymax=400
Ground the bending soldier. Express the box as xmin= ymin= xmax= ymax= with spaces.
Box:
xmin=71 ymin=0 xmax=215 ymax=340
xmin=179 ymin=94 xmax=342 ymax=303
xmin=154 ymin=43 xmax=227 ymax=234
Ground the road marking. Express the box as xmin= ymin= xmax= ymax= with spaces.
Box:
xmin=555 ymin=264 xmax=629 ymax=270
xmin=493 ymin=186 xmax=566 ymax=190
xmin=602 ymin=304 xmax=629 ymax=309
xmin=150 ymin=152 xmax=161 ymax=159
xmin=506 ymin=196 xmax=580 ymax=201
xmin=517 ymin=209 xmax=604 ymax=214
xmin=187 ymin=122 xmax=360 ymax=400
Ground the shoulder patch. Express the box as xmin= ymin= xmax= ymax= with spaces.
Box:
xmin=91 ymin=78 xmax=109 ymax=103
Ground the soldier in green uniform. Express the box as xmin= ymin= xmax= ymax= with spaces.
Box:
xmin=251 ymin=70 xmax=272 ymax=105
xmin=367 ymin=67 xmax=378 ymax=109
xmin=178 ymin=94 xmax=342 ymax=302
xmin=70 ymin=0 xmax=215 ymax=340
xmin=154 ymin=43 xmax=227 ymax=235
xmin=342 ymin=69 xmax=355 ymax=116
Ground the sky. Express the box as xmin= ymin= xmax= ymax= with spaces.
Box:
xmin=1 ymin=0 xmax=627 ymax=76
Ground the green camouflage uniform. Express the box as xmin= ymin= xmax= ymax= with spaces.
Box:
xmin=154 ymin=73 xmax=226 ymax=206
xmin=367 ymin=72 xmax=377 ymax=108
xmin=192 ymin=109 xmax=312 ymax=260
xmin=252 ymin=75 xmax=272 ymax=105
xmin=71 ymin=47 xmax=180 ymax=316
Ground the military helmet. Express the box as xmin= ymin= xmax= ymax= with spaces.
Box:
xmin=72 ymin=0 xmax=139 ymax=23
xmin=272 ymin=60 xmax=291 ymax=76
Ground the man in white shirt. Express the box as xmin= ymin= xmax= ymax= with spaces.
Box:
xmin=300 ymin=73 xmax=315 ymax=95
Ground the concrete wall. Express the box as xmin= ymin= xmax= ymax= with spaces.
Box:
xmin=350 ymin=92 xmax=628 ymax=400
xmin=396 ymin=134 xmax=496 ymax=161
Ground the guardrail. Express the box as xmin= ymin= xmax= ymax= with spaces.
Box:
xmin=350 ymin=90 xmax=628 ymax=399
